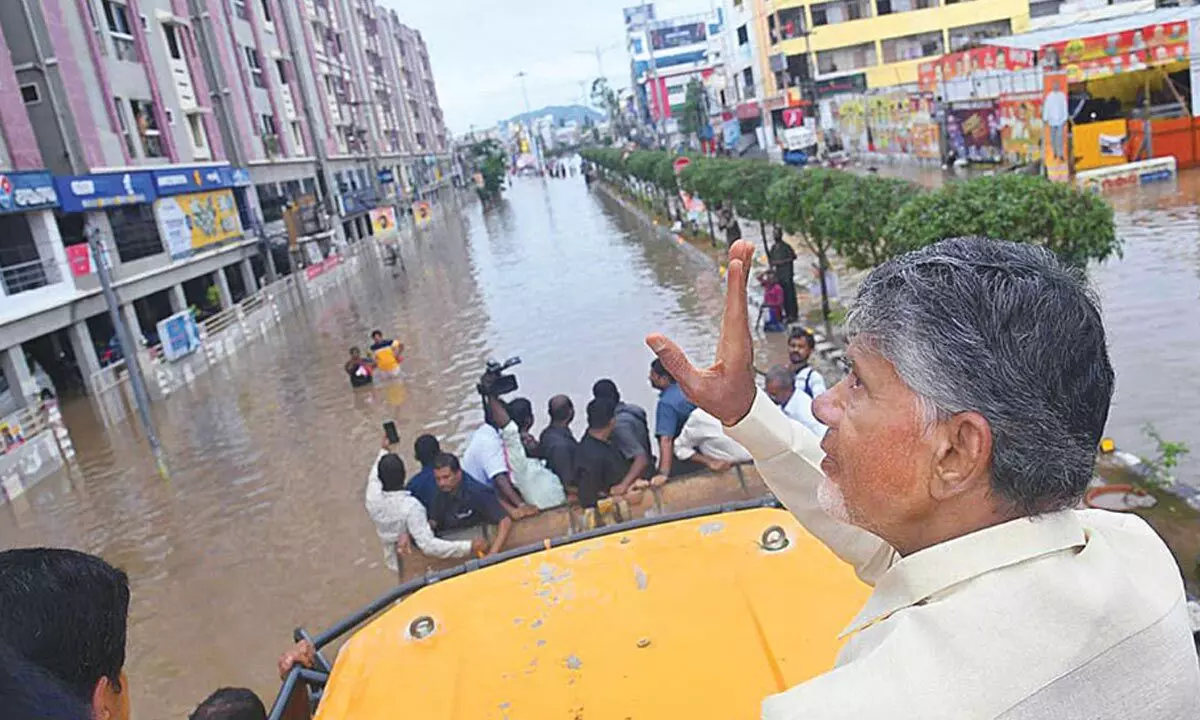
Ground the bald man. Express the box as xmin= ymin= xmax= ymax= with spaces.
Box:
xmin=539 ymin=395 xmax=578 ymax=492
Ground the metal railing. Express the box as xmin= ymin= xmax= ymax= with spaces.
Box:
xmin=265 ymin=496 xmax=782 ymax=720
xmin=1 ymin=258 xmax=59 ymax=295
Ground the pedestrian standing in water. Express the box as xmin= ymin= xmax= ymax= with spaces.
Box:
xmin=717 ymin=203 xmax=741 ymax=246
xmin=760 ymin=271 xmax=786 ymax=332
xmin=769 ymin=227 xmax=799 ymax=323
xmin=344 ymin=347 xmax=374 ymax=387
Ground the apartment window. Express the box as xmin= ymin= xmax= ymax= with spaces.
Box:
xmin=737 ymin=25 xmax=749 ymax=46
xmin=245 ymin=47 xmax=265 ymax=88
xmin=233 ymin=0 xmax=249 ymax=20
xmin=1029 ymin=0 xmax=1064 ymax=16
xmin=188 ymin=114 xmax=208 ymax=150
xmin=260 ymin=0 xmax=272 ymax=22
xmin=103 ymin=0 xmax=138 ymax=62
xmin=165 ymin=108 xmax=175 ymax=125
xmin=877 ymin=0 xmax=938 ymax=12
xmin=20 ymin=83 xmax=40 ymax=104
xmin=881 ymin=30 xmax=945 ymax=62
xmin=261 ymin=113 xmax=277 ymax=136
xmin=130 ymin=99 xmax=164 ymax=157
xmin=108 ymin=205 xmax=163 ymax=262
xmin=415 ymin=131 xmax=427 ymax=149
xmin=810 ymin=0 xmax=872 ymax=27
xmin=113 ymin=96 xmax=136 ymax=156
xmin=741 ymin=67 xmax=755 ymax=98
xmin=291 ymin=122 xmax=305 ymax=155
xmin=163 ymin=24 xmax=182 ymax=60
xmin=774 ymin=7 xmax=807 ymax=41
xmin=949 ymin=20 xmax=1011 ymax=50
xmin=816 ymin=41 xmax=878 ymax=74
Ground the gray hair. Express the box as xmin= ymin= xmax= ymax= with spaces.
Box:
xmin=764 ymin=365 xmax=795 ymax=389
xmin=846 ymin=237 xmax=1114 ymax=515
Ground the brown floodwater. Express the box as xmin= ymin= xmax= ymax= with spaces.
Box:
xmin=1 ymin=168 xmax=1198 ymax=718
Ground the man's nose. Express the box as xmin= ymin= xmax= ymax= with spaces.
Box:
xmin=812 ymin=383 xmax=842 ymax=427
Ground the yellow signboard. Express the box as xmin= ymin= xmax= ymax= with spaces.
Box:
xmin=157 ymin=188 xmax=243 ymax=257
xmin=1073 ymin=119 xmax=1128 ymax=171
xmin=412 ymin=201 xmax=432 ymax=228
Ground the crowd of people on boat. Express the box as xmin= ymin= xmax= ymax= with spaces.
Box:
xmin=362 ymin=326 xmax=829 ymax=570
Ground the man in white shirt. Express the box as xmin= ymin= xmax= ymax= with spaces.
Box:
xmin=788 ymin=327 xmax=826 ymax=398
xmin=365 ymin=435 xmax=485 ymax=572
xmin=764 ymin=364 xmax=827 ymax=438
xmin=647 ymin=238 xmax=1200 ymax=719
xmin=674 ymin=408 xmax=752 ymax=466
xmin=484 ymin=393 xmax=566 ymax=510
xmin=461 ymin=418 xmax=535 ymax=518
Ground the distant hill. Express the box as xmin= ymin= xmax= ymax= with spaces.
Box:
xmin=504 ymin=105 xmax=604 ymax=128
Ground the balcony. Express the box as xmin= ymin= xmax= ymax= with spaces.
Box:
xmin=810 ymin=0 xmax=873 ymax=27
xmin=816 ymin=41 xmax=878 ymax=74
xmin=881 ymin=30 xmax=945 ymax=63
xmin=876 ymin=0 xmax=939 ymax=14
xmin=111 ymin=33 xmax=138 ymax=62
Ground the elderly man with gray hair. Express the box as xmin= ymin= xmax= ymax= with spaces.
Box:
xmin=648 ymin=237 xmax=1200 ymax=719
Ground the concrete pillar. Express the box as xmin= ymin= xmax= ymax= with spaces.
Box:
xmin=67 ymin=321 xmax=102 ymax=395
xmin=264 ymin=248 xmax=279 ymax=282
xmin=240 ymin=257 xmax=257 ymax=294
xmin=214 ymin=268 xmax=233 ymax=309
xmin=0 ymin=344 xmax=37 ymax=408
xmin=168 ymin=284 xmax=187 ymax=314
xmin=28 ymin=210 xmax=71 ymax=287
xmin=122 ymin=303 xmax=143 ymax=344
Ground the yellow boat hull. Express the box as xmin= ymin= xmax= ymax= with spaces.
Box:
xmin=315 ymin=506 xmax=869 ymax=719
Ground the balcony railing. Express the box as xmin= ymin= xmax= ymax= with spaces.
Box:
xmin=1 ymin=258 xmax=59 ymax=295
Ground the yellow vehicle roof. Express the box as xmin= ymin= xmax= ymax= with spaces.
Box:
xmin=314 ymin=507 xmax=869 ymax=719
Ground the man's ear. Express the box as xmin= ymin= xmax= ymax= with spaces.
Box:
xmin=929 ymin=411 xmax=993 ymax=502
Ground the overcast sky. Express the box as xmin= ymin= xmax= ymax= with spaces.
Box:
xmin=382 ymin=0 xmax=718 ymax=135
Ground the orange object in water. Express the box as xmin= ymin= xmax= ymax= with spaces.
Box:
xmin=311 ymin=506 xmax=869 ymax=720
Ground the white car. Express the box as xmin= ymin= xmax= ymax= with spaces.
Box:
xmin=0 ymin=359 xmax=56 ymax=418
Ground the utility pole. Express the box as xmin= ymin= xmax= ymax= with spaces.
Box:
xmin=86 ymin=224 xmax=168 ymax=478
xmin=515 ymin=71 xmax=543 ymax=172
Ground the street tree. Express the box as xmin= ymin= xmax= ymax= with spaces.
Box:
xmin=821 ymin=175 xmax=922 ymax=269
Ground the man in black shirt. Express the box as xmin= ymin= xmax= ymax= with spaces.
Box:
xmin=592 ymin=379 xmax=652 ymax=489
xmin=430 ymin=453 xmax=513 ymax=555
xmin=538 ymin=395 xmax=577 ymax=492
xmin=575 ymin=398 xmax=633 ymax=509
xmin=769 ymin=227 xmax=799 ymax=323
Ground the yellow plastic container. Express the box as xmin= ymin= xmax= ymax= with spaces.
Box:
xmin=314 ymin=506 xmax=869 ymax=719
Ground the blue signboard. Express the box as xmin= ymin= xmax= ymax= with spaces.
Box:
xmin=55 ymin=171 xmax=156 ymax=212
xmin=722 ymin=119 xmax=742 ymax=150
xmin=0 ymin=171 xmax=59 ymax=214
xmin=156 ymin=310 xmax=202 ymax=362
xmin=229 ymin=168 xmax=251 ymax=186
xmin=377 ymin=168 xmax=395 ymax=184
xmin=151 ymin=165 xmax=243 ymax=196
xmin=339 ymin=188 xmax=378 ymax=216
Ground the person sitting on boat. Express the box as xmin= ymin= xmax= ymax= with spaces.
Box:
xmin=368 ymin=330 xmax=404 ymax=377
xmin=344 ymin=347 xmax=374 ymax=388
xmin=430 ymin=453 xmax=513 ymax=555
xmin=462 ymin=402 xmax=537 ymax=519
xmin=538 ymin=395 xmax=578 ymax=496
xmin=647 ymin=237 xmax=1200 ymax=720
xmin=575 ymin=397 xmax=637 ymax=509
xmin=405 ymin=433 xmax=443 ymax=512
xmin=366 ymin=434 xmax=487 ymax=571
xmin=592 ymin=379 xmax=654 ymax=494
xmin=483 ymin=392 xmax=566 ymax=510
xmin=648 ymin=359 xmax=701 ymax=487
xmin=764 ymin=364 xmax=827 ymax=439
xmin=788 ymin=327 xmax=826 ymax=398
xmin=672 ymin=408 xmax=752 ymax=470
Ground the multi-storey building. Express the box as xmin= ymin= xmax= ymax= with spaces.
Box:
xmin=0 ymin=0 xmax=451 ymax=414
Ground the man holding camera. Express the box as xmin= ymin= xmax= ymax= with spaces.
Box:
xmin=483 ymin=393 xmax=566 ymax=510
xmin=462 ymin=361 xmax=541 ymax=517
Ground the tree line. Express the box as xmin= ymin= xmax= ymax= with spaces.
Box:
xmin=580 ymin=148 xmax=1120 ymax=338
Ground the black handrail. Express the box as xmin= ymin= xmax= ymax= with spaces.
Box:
xmin=265 ymin=495 xmax=781 ymax=720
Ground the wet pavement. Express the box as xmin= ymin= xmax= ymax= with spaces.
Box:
xmin=1 ymin=167 xmax=1198 ymax=717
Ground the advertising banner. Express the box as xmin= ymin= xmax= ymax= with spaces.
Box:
xmin=1043 ymin=72 xmax=1071 ymax=182
xmin=1190 ymin=19 xmax=1200 ymax=117
xmin=1042 ymin=21 xmax=1188 ymax=82
xmin=997 ymin=93 xmax=1044 ymax=163
xmin=650 ymin=22 xmax=706 ymax=51
xmin=370 ymin=207 xmax=398 ymax=240
xmin=1073 ymin=119 xmax=1128 ymax=171
xmin=156 ymin=310 xmax=202 ymax=362
xmin=935 ymin=46 xmax=1037 ymax=88
xmin=830 ymin=96 xmax=869 ymax=155
xmin=65 ymin=243 xmax=95 ymax=277
xmin=156 ymin=188 xmax=243 ymax=259
xmin=412 ymin=200 xmax=432 ymax=228
xmin=866 ymin=92 xmax=916 ymax=156
xmin=947 ymin=103 xmax=1002 ymax=163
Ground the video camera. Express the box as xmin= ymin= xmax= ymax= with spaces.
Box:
xmin=477 ymin=356 xmax=521 ymax=396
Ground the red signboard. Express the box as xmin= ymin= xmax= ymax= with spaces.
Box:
xmin=781 ymin=108 xmax=806 ymax=128
xmin=66 ymin=243 xmax=93 ymax=277
xmin=1042 ymin=21 xmax=1188 ymax=82
xmin=922 ymin=46 xmax=1037 ymax=92
xmin=735 ymin=101 xmax=760 ymax=121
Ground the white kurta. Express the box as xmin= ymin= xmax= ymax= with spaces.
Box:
xmin=727 ymin=390 xmax=1200 ymax=720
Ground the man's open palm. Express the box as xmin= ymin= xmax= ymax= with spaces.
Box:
xmin=647 ymin=240 xmax=757 ymax=426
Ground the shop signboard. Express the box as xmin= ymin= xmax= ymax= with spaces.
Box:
xmin=814 ymin=73 xmax=866 ymax=100
xmin=650 ymin=22 xmax=706 ymax=51
xmin=0 ymin=171 xmax=59 ymax=214
xmin=370 ymin=207 xmax=398 ymax=240
xmin=1042 ymin=71 xmax=1070 ymax=182
xmin=1073 ymin=119 xmax=1128 ymax=171
xmin=156 ymin=310 xmax=202 ymax=362
xmin=1075 ymin=156 xmax=1176 ymax=193
xmin=65 ymin=243 xmax=95 ymax=277
xmin=230 ymin=168 xmax=251 ymax=186
xmin=1041 ymin=21 xmax=1188 ymax=82
xmin=55 ymin=171 xmax=155 ymax=212
xmin=412 ymin=200 xmax=432 ymax=228
xmin=722 ymin=119 xmax=741 ymax=149
xmin=829 ymin=95 xmax=868 ymax=155
xmin=151 ymin=165 xmax=239 ymax=196
xmin=938 ymin=46 xmax=1036 ymax=86
xmin=377 ymin=168 xmax=395 ymax=184
xmin=155 ymin=188 xmax=243 ymax=259
xmin=946 ymin=102 xmax=1002 ymax=163
xmin=781 ymin=108 xmax=805 ymax=128
xmin=997 ymin=93 xmax=1044 ymax=164
xmin=917 ymin=61 xmax=939 ymax=93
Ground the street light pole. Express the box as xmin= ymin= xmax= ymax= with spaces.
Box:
xmin=85 ymin=224 xmax=168 ymax=477
xmin=515 ymin=71 xmax=543 ymax=172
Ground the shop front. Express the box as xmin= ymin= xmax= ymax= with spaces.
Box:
xmin=0 ymin=170 xmax=65 ymax=303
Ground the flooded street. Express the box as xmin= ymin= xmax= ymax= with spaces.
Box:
xmin=2 ymin=169 xmax=1199 ymax=717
